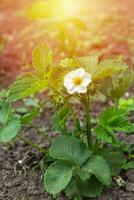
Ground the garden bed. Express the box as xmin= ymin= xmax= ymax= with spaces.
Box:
xmin=0 ymin=103 xmax=134 ymax=200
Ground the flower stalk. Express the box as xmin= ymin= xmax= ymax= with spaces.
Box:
xmin=17 ymin=135 xmax=47 ymax=154
xmin=85 ymin=93 xmax=94 ymax=152
xmin=68 ymin=102 xmax=81 ymax=133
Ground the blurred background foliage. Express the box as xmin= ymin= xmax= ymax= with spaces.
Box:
xmin=0 ymin=0 xmax=134 ymax=89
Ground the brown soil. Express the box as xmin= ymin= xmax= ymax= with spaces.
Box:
xmin=0 ymin=106 xmax=134 ymax=200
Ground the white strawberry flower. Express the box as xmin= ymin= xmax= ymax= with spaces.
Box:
xmin=64 ymin=68 xmax=92 ymax=94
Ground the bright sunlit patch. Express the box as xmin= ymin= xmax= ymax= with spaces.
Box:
xmin=28 ymin=0 xmax=82 ymax=20
xmin=28 ymin=1 xmax=55 ymax=19
xmin=55 ymin=0 xmax=80 ymax=18
xmin=64 ymin=68 xmax=92 ymax=94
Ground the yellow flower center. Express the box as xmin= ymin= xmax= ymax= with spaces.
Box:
xmin=73 ymin=77 xmax=83 ymax=86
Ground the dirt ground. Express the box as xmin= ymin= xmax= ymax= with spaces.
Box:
xmin=0 ymin=104 xmax=134 ymax=200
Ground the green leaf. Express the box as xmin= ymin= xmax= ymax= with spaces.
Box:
xmin=0 ymin=118 xmax=21 ymax=143
xmin=15 ymin=107 xmax=29 ymax=114
xmin=0 ymin=89 xmax=7 ymax=98
xmin=99 ymin=107 xmax=125 ymax=127
xmin=82 ymin=155 xmax=112 ymax=186
xmin=122 ymin=161 xmax=134 ymax=170
xmin=60 ymin=55 xmax=99 ymax=76
xmin=98 ymin=57 xmax=130 ymax=98
xmin=98 ymin=107 xmax=134 ymax=134
xmin=76 ymin=56 xmax=99 ymax=75
xmin=8 ymin=44 xmax=53 ymax=102
xmin=78 ymin=168 xmax=92 ymax=181
xmin=44 ymin=161 xmax=73 ymax=195
xmin=112 ymin=119 xmax=134 ymax=133
xmin=60 ymin=58 xmax=78 ymax=68
xmin=59 ymin=55 xmax=103 ymax=84
xmin=21 ymin=109 xmax=40 ymax=124
xmin=95 ymin=126 xmax=113 ymax=143
xmin=49 ymin=135 xmax=92 ymax=166
xmin=0 ymin=100 xmax=11 ymax=125
xmin=99 ymin=150 xmax=125 ymax=176
xmin=110 ymin=69 xmax=134 ymax=100
xmin=32 ymin=44 xmax=53 ymax=75
xmin=77 ymin=176 xmax=104 ymax=198
xmin=52 ymin=105 xmax=70 ymax=132
xmin=59 ymin=55 xmax=127 ymax=96
xmin=65 ymin=178 xmax=86 ymax=200
xmin=23 ymin=97 xmax=39 ymax=107
xmin=94 ymin=56 xmax=127 ymax=81
xmin=119 ymin=98 xmax=134 ymax=112
xmin=8 ymin=73 xmax=49 ymax=101
xmin=65 ymin=179 xmax=77 ymax=199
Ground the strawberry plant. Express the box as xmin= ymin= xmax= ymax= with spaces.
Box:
xmin=0 ymin=94 xmax=47 ymax=152
xmin=0 ymin=100 xmax=21 ymax=143
xmin=1 ymin=44 xmax=134 ymax=199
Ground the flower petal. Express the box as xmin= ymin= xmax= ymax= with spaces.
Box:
xmin=64 ymin=78 xmax=73 ymax=89
xmin=67 ymin=86 xmax=77 ymax=94
xmin=82 ymin=73 xmax=92 ymax=86
xmin=64 ymin=68 xmax=92 ymax=94
xmin=64 ymin=71 xmax=75 ymax=80
xmin=74 ymin=68 xmax=85 ymax=77
xmin=77 ymin=86 xmax=87 ymax=93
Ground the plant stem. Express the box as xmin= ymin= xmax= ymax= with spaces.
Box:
xmin=68 ymin=103 xmax=80 ymax=132
xmin=17 ymin=135 xmax=47 ymax=154
xmin=85 ymin=94 xmax=94 ymax=152
xmin=115 ymin=98 xmax=119 ymax=108
xmin=48 ymin=85 xmax=64 ymax=98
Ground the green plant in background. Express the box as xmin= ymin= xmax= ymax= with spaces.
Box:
xmin=0 ymin=44 xmax=134 ymax=199
xmin=0 ymin=89 xmax=8 ymax=99
xmin=0 ymin=92 xmax=47 ymax=152
xmin=27 ymin=0 xmax=88 ymax=58
xmin=0 ymin=100 xmax=21 ymax=143
xmin=119 ymin=98 xmax=134 ymax=113
xmin=26 ymin=0 xmax=134 ymax=63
